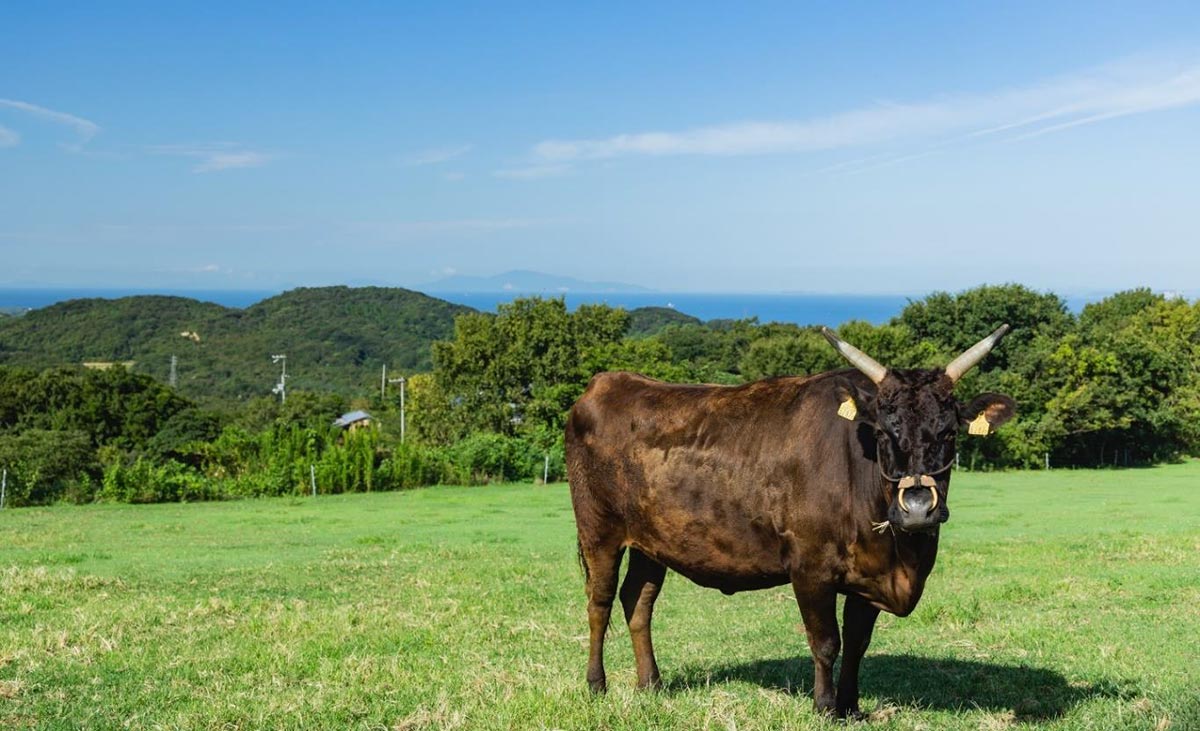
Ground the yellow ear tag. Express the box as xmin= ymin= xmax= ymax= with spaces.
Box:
xmin=837 ymin=397 xmax=858 ymax=421
xmin=968 ymin=412 xmax=991 ymax=436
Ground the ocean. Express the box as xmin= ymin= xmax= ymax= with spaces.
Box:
xmin=0 ymin=288 xmax=1094 ymax=326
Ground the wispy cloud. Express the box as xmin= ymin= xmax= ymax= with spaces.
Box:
xmin=351 ymin=218 xmax=559 ymax=238
xmin=194 ymin=151 xmax=271 ymax=172
xmin=93 ymin=222 xmax=298 ymax=236
xmin=0 ymin=125 xmax=18 ymax=147
xmin=532 ymin=55 xmax=1200 ymax=163
xmin=0 ymin=98 xmax=100 ymax=150
xmin=405 ymin=144 xmax=472 ymax=166
xmin=493 ymin=164 xmax=571 ymax=180
xmin=147 ymin=143 xmax=272 ymax=173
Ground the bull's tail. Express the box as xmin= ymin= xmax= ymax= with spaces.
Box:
xmin=577 ymin=539 xmax=589 ymax=584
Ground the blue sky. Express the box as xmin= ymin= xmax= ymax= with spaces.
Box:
xmin=3 ymin=2 xmax=1200 ymax=294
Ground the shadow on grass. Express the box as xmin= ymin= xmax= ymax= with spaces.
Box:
xmin=664 ymin=654 xmax=1130 ymax=720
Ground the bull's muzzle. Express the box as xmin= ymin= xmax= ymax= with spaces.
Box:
xmin=896 ymin=474 xmax=939 ymax=513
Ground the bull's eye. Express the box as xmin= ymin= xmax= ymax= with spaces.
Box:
xmin=878 ymin=428 xmax=902 ymax=449
xmin=933 ymin=413 xmax=958 ymax=441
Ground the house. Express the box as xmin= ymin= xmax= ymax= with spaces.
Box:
xmin=332 ymin=410 xmax=372 ymax=430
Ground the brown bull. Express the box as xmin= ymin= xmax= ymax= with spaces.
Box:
xmin=565 ymin=325 xmax=1015 ymax=717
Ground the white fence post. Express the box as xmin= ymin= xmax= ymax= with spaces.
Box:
xmin=310 ymin=464 xmax=317 ymax=497
xmin=1 ymin=468 xmax=6 ymax=509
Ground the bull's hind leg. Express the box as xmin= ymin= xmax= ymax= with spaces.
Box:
xmin=580 ymin=541 xmax=625 ymax=693
xmin=619 ymin=548 xmax=667 ymax=689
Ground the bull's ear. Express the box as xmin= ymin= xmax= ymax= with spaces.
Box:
xmin=960 ymin=393 xmax=1016 ymax=436
xmin=833 ymin=377 xmax=876 ymax=424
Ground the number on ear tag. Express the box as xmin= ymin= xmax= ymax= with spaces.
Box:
xmin=837 ymin=398 xmax=858 ymax=421
xmin=968 ymin=412 xmax=990 ymax=436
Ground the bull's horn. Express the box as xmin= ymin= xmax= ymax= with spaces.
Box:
xmin=944 ymin=324 xmax=1011 ymax=383
xmin=820 ymin=327 xmax=887 ymax=384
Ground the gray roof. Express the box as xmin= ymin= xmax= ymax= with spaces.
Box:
xmin=332 ymin=410 xmax=372 ymax=427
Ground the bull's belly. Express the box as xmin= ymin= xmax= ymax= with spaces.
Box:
xmin=629 ymin=540 xmax=790 ymax=595
xmin=669 ymin=562 xmax=790 ymax=594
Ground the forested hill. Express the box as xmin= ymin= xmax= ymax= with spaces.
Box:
xmin=0 ymin=286 xmax=474 ymax=402
xmin=627 ymin=306 xmax=702 ymax=335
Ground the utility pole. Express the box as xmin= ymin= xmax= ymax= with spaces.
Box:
xmin=169 ymin=355 xmax=178 ymax=388
xmin=396 ymin=376 xmax=407 ymax=442
xmin=271 ymin=354 xmax=288 ymax=403
xmin=384 ymin=369 xmax=407 ymax=441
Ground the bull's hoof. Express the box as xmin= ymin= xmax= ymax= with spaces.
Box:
xmin=836 ymin=705 xmax=866 ymax=722
xmin=587 ymin=677 xmax=607 ymax=694
xmin=813 ymin=699 xmax=838 ymax=717
xmin=635 ymin=676 xmax=662 ymax=691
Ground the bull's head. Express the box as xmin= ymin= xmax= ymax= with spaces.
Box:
xmin=821 ymin=326 xmax=1016 ymax=533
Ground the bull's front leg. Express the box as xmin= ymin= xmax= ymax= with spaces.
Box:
xmin=837 ymin=593 xmax=881 ymax=718
xmin=791 ymin=580 xmax=840 ymax=716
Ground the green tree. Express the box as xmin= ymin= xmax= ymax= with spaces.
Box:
xmin=896 ymin=284 xmax=1073 ymax=372
xmin=581 ymin=338 xmax=692 ymax=382
xmin=428 ymin=298 xmax=630 ymax=442
xmin=656 ymin=319 xmax=759 ymax=377
xmin=1036 ymin=292 xmax=1200 ymax=465
xmin=739 ymin=329 xmax=840 ymax=380
xmin=0 ymin=366 xmax=193 ymax=452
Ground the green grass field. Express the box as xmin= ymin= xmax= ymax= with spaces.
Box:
xmin=2 ymin=463 xmax=1198 ymax=730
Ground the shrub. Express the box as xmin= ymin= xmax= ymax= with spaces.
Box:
xmin=98 ymin=457 xmax=214 ymax=503
xmin=378 ymin=441 xmax=453 ymax=489
xmin=0 ymin=429 xmax=97 ymax=505
xmin=446 ymin=432 xmax=541 ymax=483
